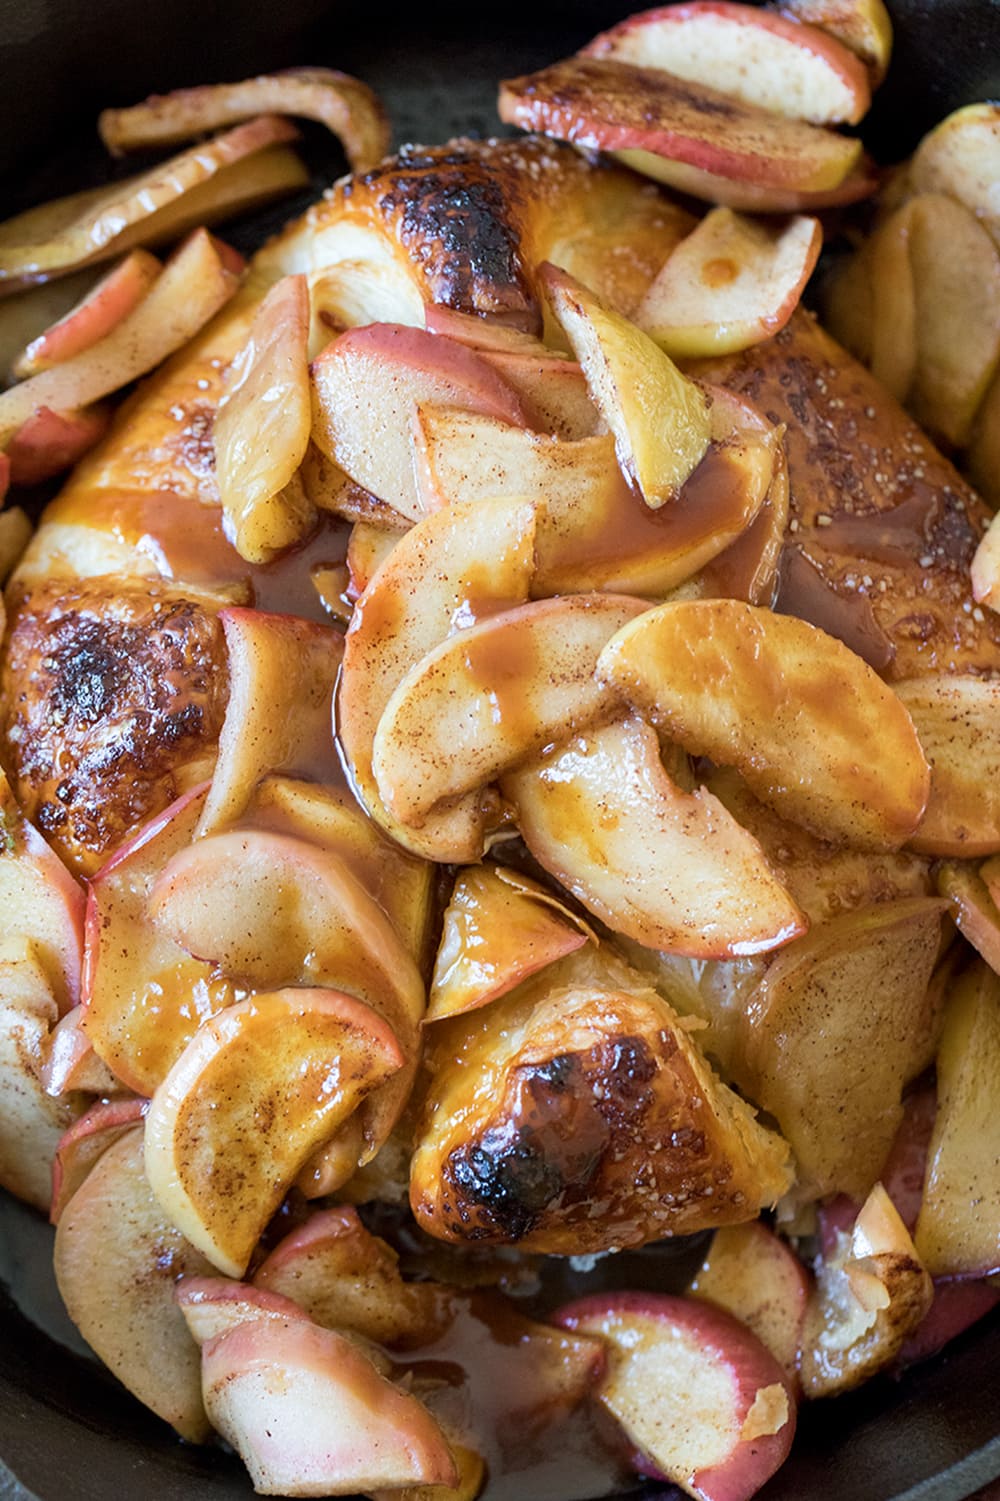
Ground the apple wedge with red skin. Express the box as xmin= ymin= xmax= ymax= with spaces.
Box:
xmin=553 ymin=1292 xmax=796 ymax=1501
xmin=54 ymin=1125 xmax=214 ymax=1440
xmin=177 ymin=1276 xmax=313 ymax=1347
xmin=616 ymin=150 xmax=876 ymax=213
xmin=310 ymin=323 xmax=530 ymax=521
xmin=689 ymin=1223 xmax=809 ymax=1384
xmin=898 ymin=1280 xmax=1000 ymax=1367
xmin=6 ymin=403 xmax=112 ymax=486
xmin=0 ymin=767 xmax=84 ymax=1014
xmin=82 ymin=783 xmax=238 ymax=1096
xmin=41 ymin=1005 xmax=122 ymax=1098
xmin=781 ymin=0 xmax=893 ymax=85
xmin=583 ymin=2 xmax=871 ymax=124
xmin=0 ymin=947 xmax=78 ymax=1213
xmin=499 ymin=57 xmax=864 ymax=195
xmin=49 ymin=1096 xmax=146 ymax=1225
xmin=198 ymin=608 xmax=344 ymax=837
xmin=144 ymin=987 xmax=403 ymax=1278
xmin=12 ymin=249 xmax=161 ymax=377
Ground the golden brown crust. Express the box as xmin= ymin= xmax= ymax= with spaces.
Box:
xmin=2 ymin=579 xmax=227 ymax=872
xmin=691 ymin=312 xmax=1000 ymax=681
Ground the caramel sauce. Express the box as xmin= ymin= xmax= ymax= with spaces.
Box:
xmin=775 ymin=545 xmax=896 ymax=674
xmin=459 ymin=615 xmax=541 ymax=750
xmin=250 ymin=515 xmax=352 ymax=624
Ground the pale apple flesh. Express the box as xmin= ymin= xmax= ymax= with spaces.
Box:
xmin=0 ymin=948 xmax=76 ymax=1213
xmin=176 ymin=1275 xmax=313 ymax=1346
xmin=41 ymin=1005 xmax=122 ymax=1098
xmin=50 ymin=1096 xmax=147 ymax=1225
xmin=780 ymin=0 xmax=894 ymax=85
xmin=13 ymin=249 xmax=161 ymax=377
xmin=895 ymin=676 xmax=1000 ymax=857
xmin=910 ymin=102 xmax=1000 ymax=251
xmin=936 ymin=861 xmax=1000 ymax=976
xmin=613 ymin=147 xmax=876 ymax=212
xmin=689 ymin=1222 xmax=809 ymax=1383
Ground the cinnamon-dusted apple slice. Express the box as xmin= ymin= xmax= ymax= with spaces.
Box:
xmin=781 ymin=0 xmax=893 ymax=84
xmin=54 ymin=1126 xmax=214 ymax=1440
xmin=910 ymin=103 xmax=1000 ymax=248
xmin=0 ymin=115 xmax=296 ymax=289
xmin=618 ymin=151 xmax=875 ymax=213
xmin=214 ymin=274 xmax=314 ymax=563
xmin=0 ymin=947 xmax=76 ymax=1213
xmin=50 ymin=1097 xmax=146 ymax=1225
xmin=689 ymin=1223 xmax=809 ymax=1383
xmin=345 ymin=520 xmax=402 ymax=596
xmin=144 ymin=988 xmax=402 ymax=1277
xmin=338 ymin=495 xmax=535 ymax=861
xmin=504 ymin=716 xmax=804 ymax=958
xmin=41 ymin=1006 xmax=121 ymax=1098
xmin=541 ymin=262 xmax=711 ymax=507
xmin=83 ymin=785 xmax=238 ymax=1096
xmin=968 ymin=367 xmax=1000 ymax=511
xmin=865 ymin=199 xmax=917 ymax=401
xmin=801 ymin=1184 xmax=933 ymax=1397
xmin=0 ymin=767 xmax=84 ymax=1013
xmin=598 ymin=600 xmax=930 ymax=850
xmin=372 ymin=594 xmax=648 ymax=835
xmin=198 ymin=608 xmax=344 ymax=837
xmin=0 ymin=229 xmax=241 ymax=443
xmin=583 ymin=2 xmax=871 ymax=124
xmin=201 ymin=1315 xmax=458 ymax=1495
xmin=936 ymin=862 xmax=1000 ymax=975
xmin=895 ymin=675 xmax=1000 ymax=856
xmin=554 ymin=1292 xmax=796 ymax=1500
xmin=427 ymin=865 xmax=591 ymax=1024
xmin=739 ymin=898 xmax=945 ymax=1200
xmin=12 ymin=250 xmax=161 ymax=377
xmin=177 ymin=1277 xmax=314 ymax=1346
xmin=6 ymin=404 xmax=112 ymax=486
xmin=311 ymin=323 xmax=529 ymax=520
xmin=499 ymin=58 xmax=865 ymax=196
xmin=476 ymin=351 xmax=600 ymax=441
xmin=99 ymin=68 xmax=390 ymax=173
xmin=914 ymin=961 xmax=1000 ymax=1277
xmin=635 ymin=209 xmax=821 ymax=358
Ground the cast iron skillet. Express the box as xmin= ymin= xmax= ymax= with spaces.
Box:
xmin=0 ymin=2 xmax=999 ymax=1497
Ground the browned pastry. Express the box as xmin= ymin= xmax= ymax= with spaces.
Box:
xmin=691 ymin=311 xmax=1000 ymax=681
xmin=1 ymin=578 xmax=227 ymax=873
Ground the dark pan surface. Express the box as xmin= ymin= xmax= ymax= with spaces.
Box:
xmin=1 ymin=2 xmax=999 ymax=1497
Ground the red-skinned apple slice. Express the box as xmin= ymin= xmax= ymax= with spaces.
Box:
xmin=338 ymin=495 xmax=536 ymax=860
xmin=0 ymin=229 xmax=241 ymax=443
xmin=427 ymin=865 xmax=591 ymax=1024
xmin=554 ymin=1291 xmax=796 ymax=1501
xmin=583 ymin=2 xmax=871 ymax=124
xmin=198 ymin=609 xmax=344 ymax=837
xmin=6 ymin=404 xmax=112 ymax=486
xmin=177 ymin=1276 xmax=313 ymax=1346
xmin=144 ymin=988 xmax=403 ymax=1277
xmin=635 ymin=209 xmax=821 ymax=358
xmin=41 ymin=1005 xmax=122 ymax=1098
xmin=54 ymin=1126 xmax=214 ymax=1440
xmin=12 ymin=249 xmax=161 ymax=376
xmin=50 ymin=1096 xmax=146 ymax=1225
xmin=614 ymin=149 xmax=876 ymax=212
xmin=201 ymin=1315 xmax=458 ymax=1494
xmin=689 ymin=1223 xmax=809 ymax=1383
xmin=542 ymin=262 xmax=712 ymax=508
xmin=899 ymin=1280 xmax=1000 ymax=1367
xmin=598 ymin=600 xmax=930 ymax=850
xmin=498 ymin=57 xmax=864 ymax=193
xmin=477 ymin=350 xmax=599 ymax=440
xmin=0 ymin=947 xmax=76 ymax=1213
xmin=0 ymin=767 xmax=84 ymax=1014
xmin=372 ymin=594 xmax=648 ymax=836
xmin=910 ymin=103 xmax=1000 ymax=249
xmin=503 ymin=715 xmax=805 ymax=958
xmin=99 ymin=68 xmax=390 ymax=173
xmin=310 ymin=323 xmax=529 ymax=520
xmin=214 ymin=273 xmax=315 ymax=563
xmin=780 ymin=0 xmax=893 ymax=85
xmin=895 ymin=676 xmax=1000 ymax=856
xmin=879 ymin=1086 xmax=937 ymax=1233
xmin=82 ymin=784 xmax=238 ymax=1096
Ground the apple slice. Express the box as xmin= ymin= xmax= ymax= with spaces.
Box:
xmin=504 ymin=715 xmax=804 ymax=958
xmin=214 ymin=274 xmax=314 ymax=563
xmin=0 ymin=767 xmax=84 ymax=1013
xmin=498 ymin=57 xmax=864 ymax=194
xmin=910 ymin=103 xmax=1000 ymax=249
xmin=0 ymin=229 xmax=241 ymax=443
xmin=427 ymin=865 xmax=591 ymax=1024
xmin=899 ymin=1280 xmax=1000 ymax=1367
xmin=583 ymin=2 xmax=871 ymax=124
xmin=895 ymin=675 xmax=1000 ymax=857
xmin=914 ymin=961 xmax=1000 ymax=1277
xmin=598 ymin=599 xmax=930 ymax=850
xmin=865 ymin=199 xmax=917 ymax=402
xmin=99 ymin=68 xmax=390 ymax=173
xmin=83 ymin=784 xmax=238 ymax=1096
xmin=936 ymin=861 xmax=1000 ymax=975
xmin=6 ymin=404 xmax=112 ymax=486
xmin=12 ymin=249 xmax=161 ymax=377
xmin=372 ymin=594 xmax=648 ymax=836
xmin=198 ymin=608 xmax=344 ymax=837
xmin=177 ymin=1277 xmax=313 ymax=1346
xmin=0 ymin=947 xmax=76 ymax=1213
xmin=541 ymin=262 xmax=711 ymax=508
xmin=144 ymin=988 xmax=402 ymax=1277
xmin=689 ymin=1223 xmax=809 ymax=1383
xmin=780 ymin=0 xmax=893 ymax=85
xmin=201 ymin=1315 xmax=458 ymax=1494
xmin=41 ymin=1005 xmax=122 ymax=1098
xmin=338 ymin=495 xmax=535 ymax=861
xmin=968 ymin=366 xmax=1000 ymax=511
xmin=54 ymin=1126 xmax=214 ymax=1440
xmin=310 ymin=323 xmax=530 ymax=521
xmin=50 ymin=1097 xmax=146 ymax=1225
xmin=554 ymin=1292 xmax=796 ymax=1501
xmin=635 ymin=208 xmax=821 ymax=358
xmin=879 ymin=1086 xmax=937 ymax=1233
xmin=802 ymin=1183 xmax=933 ymax=1397
xmin=0 ymin=115 xmax=296 ymax=289
xmin=345 ymin=521 xmax=403 ymax=597
xmin=422 ymin=304 xmax=552 ymax=353
xmin=476 ymin=349 xmax=600 ymax=440
xmin=694 ymin=442 xmax=789 ymax=605
xmin=615 ymin=148 xmax=876 ymax=212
